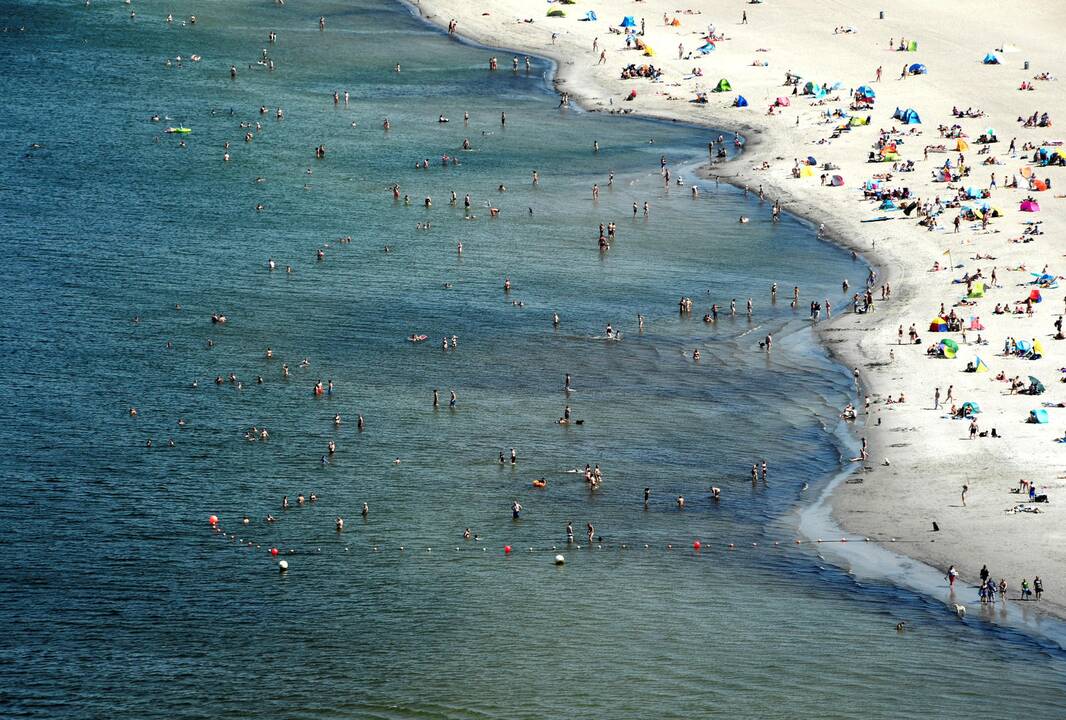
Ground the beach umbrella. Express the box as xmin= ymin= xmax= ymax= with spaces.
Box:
xmin=1028 ymin=376 xmax=1046 ymax=394
xmin=929 ymin=317 xmax=949 ymax=332
xmin=1020 ymin=199 xmax=1040 ymax=212
xmin=955 ymin=139 xmax=969 ymax=151
xmin=831 ymin=175 xmax=845 ymax=186
xmin=939 ymin=339 xmax=959 ymax=358
xmin=908 ymin=63 xmax=927 ymax=74
xmin=961 ymin=401 xmax=981 ymax=414
xmin=799 ymin=165 xmax=814 ymax=177
xmin=1033 ymin=340 xmax=1045 ymax=356
xmin=1016 ymin=339 xmax=1032 ymax=353
xmin=974 ymin=357 xmax=989 ymax=373
xmin=1033 ymin=179 xmax=1048 ymax=191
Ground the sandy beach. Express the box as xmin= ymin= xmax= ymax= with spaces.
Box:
xmin=408 ymin=0 xmax=1066 ymax=616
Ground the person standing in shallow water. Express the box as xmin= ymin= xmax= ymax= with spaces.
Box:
xmin=433 ymin=388 xmax=439 ymax=408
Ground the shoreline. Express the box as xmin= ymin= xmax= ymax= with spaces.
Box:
xmin=405 ymin=0 xmax=1066 ymax=622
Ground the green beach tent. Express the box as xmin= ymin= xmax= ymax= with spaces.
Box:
xmin=968 ymin=282 xmax=985 ymax=298
xmin=714 ymin=78 xmax=732 ymax=92
xmin=939 ymin=338 xmax=959 ymax=358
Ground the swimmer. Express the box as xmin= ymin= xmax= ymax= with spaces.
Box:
xmin=552 ymin=312 xmax=560 ymax=327
xmin=361 ymin=502 xmax=369 ymax=517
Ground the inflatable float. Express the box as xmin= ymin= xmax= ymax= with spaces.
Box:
xmin=532 ymin=479 xmax=546 ymax=488
xmin=408 ymin=334 xmax=428 ymax=342
xmin=165 ymin=127 xmax=191 ymax=134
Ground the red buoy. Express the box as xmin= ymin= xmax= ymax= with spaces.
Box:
xmin=208 ymin=515 xmax=219 ymax=525
xmin=270 ymin=547 xmax=279 ymax=557
xmin=692 ymin=540 xmax=702 ymax=551
xmin=504 ymin=545 xmax=512 ymax=554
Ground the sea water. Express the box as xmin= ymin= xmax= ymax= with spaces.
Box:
xmin=1 ymin=1 xmax=1064 ymax=717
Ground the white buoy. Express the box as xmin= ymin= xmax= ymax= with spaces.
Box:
xmin=278 ymin=560 xmax=289 ymax=572
xmin=554 ymin=554 xmax=565 ymax=565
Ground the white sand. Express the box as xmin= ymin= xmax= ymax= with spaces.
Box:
xmin=407 ymin=0 xmax=1066 ymax=616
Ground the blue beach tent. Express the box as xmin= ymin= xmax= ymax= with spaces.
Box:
xmin=892 ymin=106 xmax=904 ymax=120
xmin=909 ymin=63 xmax=927 ymax=74
xmin=983 ymin=53 xmax=1000 ymax=64
xmin=735 ymin=95 xmax=749 ymax=107
xmin=620 ymin=16 xmax=637 ymax=28
xmin=879 ymin=198 xmax=898 ymax=210
xmin=902 ymin=108 xmax=921 ymax=124
xmin=856 ymin=85 xmax=876 ymax=98
xmin=1030 ymin=409 xmax=1049 ymax=424
xmin=583 ymin=10 xmax=598 ymax=21
xmin=698 ymin=42 xmax=716 ymax=54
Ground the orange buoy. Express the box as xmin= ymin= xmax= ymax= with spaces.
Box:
xmin=208 ymin=515 xmax=219 ymax=525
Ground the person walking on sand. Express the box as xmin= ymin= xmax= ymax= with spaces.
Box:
xmin=934 ymin=387 xmax=941 ymax=410
xmin=741 ymin=10 xmax=747 ymax=24
xmin=961 ymin=484 xmax=969 ymax=506
xmin=875 ymin=65 xmax=882 ymax=82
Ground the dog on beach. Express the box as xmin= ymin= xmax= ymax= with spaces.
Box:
xmin=952 ymin=603 xmax=966 ymax=618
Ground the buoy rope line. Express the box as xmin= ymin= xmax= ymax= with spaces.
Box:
xmin=208 ymin=519 xmax=916 ymax=565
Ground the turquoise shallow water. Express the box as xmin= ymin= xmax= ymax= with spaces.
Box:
xmin=1 ymin=1 xmax=1065 ymax=717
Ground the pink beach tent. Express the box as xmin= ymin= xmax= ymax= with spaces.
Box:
xmin=1020 ymin=199 xmax=1040 ymax=212
xmin=775 ymin=96 xmax=790 ymax=107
